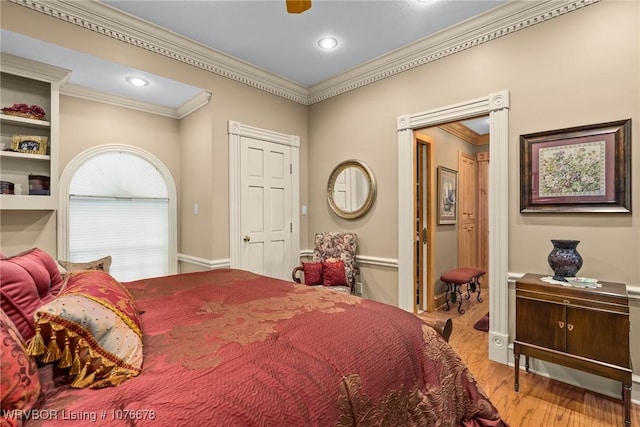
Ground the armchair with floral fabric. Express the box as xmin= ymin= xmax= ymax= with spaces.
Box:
xmin=292 ymin=232 xmax=359 ymax=294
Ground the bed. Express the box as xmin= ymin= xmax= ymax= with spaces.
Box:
xmin=1 ymin=249 xmax=508 ymax=426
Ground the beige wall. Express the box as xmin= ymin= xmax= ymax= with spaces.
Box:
xmin=307 ymin=0 xmax=639 ymax=371
xmin=1 ymin=0 xmax=639 ymax=374
xmin=309 ymin=0 xmax=639 ymax=290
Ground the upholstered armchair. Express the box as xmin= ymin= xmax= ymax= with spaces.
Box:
xmin=292 ymin=232 xmax=360 ymax=294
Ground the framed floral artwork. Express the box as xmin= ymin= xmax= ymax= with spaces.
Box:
xmin=520 ymin=119 xmax=631 ymax=213
xmin=438 ymin=166 xmax=458 ymax=224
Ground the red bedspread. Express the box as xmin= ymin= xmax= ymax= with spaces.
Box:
xmin=26 ymin=269 xmax=507 ymax=426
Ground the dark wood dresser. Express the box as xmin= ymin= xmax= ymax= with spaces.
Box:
xmin=514 ymin=273 xmax=632 ymax=426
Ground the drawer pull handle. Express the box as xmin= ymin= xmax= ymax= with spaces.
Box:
xmin=563 ymin=299 xmax=570 ymax=304
xmin=558 ymin=321 xmax=564 ymax=329
xmin=567 ymin=324 xmax=574 ymax=332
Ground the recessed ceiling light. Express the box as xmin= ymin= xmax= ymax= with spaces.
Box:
xmin=317 ymin=37 xmax=338 ymax=50
xmin=125 ymin=76 xmax=149 ymax=87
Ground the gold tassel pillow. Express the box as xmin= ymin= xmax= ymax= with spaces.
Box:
xmin=27 ymin=270 xmax=143 ymax=389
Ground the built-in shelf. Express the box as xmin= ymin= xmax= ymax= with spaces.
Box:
xmin=0 ymin=53 xmax=70 ymax=210
xmin=0 ymin=151 xmax=50 ymax=161
xmin=0 ymin=114 xmax=51 ymax=129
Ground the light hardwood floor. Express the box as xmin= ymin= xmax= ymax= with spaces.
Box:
xmin=417 ymin=285 xmax=639 ymax=427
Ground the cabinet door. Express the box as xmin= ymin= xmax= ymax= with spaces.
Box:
xmin=458 ymin=222 xmax=477 ymax=268
xmin=516 ymin=297 xmax=566 ymax=352
xmin=567 ymin=307 xmax=630 ymax=368
xmin=458 ymin=153 xmax=477 ymax=222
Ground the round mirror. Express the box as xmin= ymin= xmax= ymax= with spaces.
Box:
xmin=327 ymin=160 xmax=377 ymax=219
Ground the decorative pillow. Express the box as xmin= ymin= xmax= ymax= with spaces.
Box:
xmin=302 ymin=262 xmax=323 ymax=285
xmin=0 ymin=309 xmax=41 ymax=419
xmin=57 ymin=255 xmax=112 ymax=273
xmin=0 ymin=248 xmax=63 ymax=341
xmin=322 ymin=259 xmax=348 ymax=287
xmin=27 ymin=270 xmax=143 ymax=389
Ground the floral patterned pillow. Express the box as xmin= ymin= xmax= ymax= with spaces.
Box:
xmin=0 ymin=309 xmax=41 ymax=422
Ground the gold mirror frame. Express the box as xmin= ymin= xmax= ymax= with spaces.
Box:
xmin=327 ymin=159 xmax=377 ymax=219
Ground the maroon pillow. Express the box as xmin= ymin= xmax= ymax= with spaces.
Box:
xmin=302 ymin=262 xmax=323 ymax=285
xmin=0 ymin=309 xmax=41 ymax=418
xmin=0 ymin=248 xmax=63 ymax=341
xmin=322 ymin=259 xmax=348 ymax=287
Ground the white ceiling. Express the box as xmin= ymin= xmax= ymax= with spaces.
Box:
xmin=100 ymin=0 xmax=505 ymax=88
xmin=1 ymin=30 xmax=204 ymax=110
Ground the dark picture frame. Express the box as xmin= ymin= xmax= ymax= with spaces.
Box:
xmin=520 ymin=119 xmax=631 ymax=213
xmin=437 ymin=166 xmax=458 ymax=224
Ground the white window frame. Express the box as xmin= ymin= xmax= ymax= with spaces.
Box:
xmin=58 ymin=144 xmax=178 ymax=276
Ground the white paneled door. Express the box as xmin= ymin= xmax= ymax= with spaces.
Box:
xmin=240 ymin=136 xmax=292 ymax=280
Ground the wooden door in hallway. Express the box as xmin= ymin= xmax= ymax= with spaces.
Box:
xmin=414 ymin=133 xmax=434 ymax=312
xmin=458 ymin=151 xmax=478 ymax=268
xmin=457 ymin=150 xmax=489 ymax=274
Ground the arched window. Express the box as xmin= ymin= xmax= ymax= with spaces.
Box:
xmin=58 ymin=145 xmax=177 ymax=281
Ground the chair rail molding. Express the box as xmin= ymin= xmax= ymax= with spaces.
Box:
xmin=178 ymin=253 xmax=230 ymax=270
xmin=297 ymin=251 xmax=398 ymax=269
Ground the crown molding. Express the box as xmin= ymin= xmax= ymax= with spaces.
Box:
xmin=176 ymin=91 xmax=212 ymax=119
xmin=440 ymin=122 xmax=486 ymax=146
xmin=12 ymin=0 xmax=598 ymax=106
xmin=307 ymin=0 xmax=599 ymax=103
xmin=61 ymin=84 xmax=211 ymax=119
xmin=1 ymin=52 xmax=71 ymax=84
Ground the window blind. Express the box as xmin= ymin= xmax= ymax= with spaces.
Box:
xmin=69 ymin=196 xmax=169 ymax=282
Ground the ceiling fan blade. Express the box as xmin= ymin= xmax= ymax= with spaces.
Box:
xmin=286 ymin=0 xmax=311 ymax=14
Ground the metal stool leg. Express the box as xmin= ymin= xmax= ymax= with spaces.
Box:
xmin=456 ymin=284 xmax=465 ymax=314
xmin=475 ymin=276 xmax=483 ymax=302
xmin=443 ymin=282 xmax=452 ymax=311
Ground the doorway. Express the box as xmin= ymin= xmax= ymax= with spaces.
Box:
xmin=228 ymin=120 xmax=300 ymax=282
xmin=413 ymin=122 xmax=488 ymax=314
xmin=397 ymin=90 xmax=511 ymax=365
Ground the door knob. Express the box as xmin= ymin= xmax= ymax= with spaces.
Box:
xmin=243 ymin=235 xmax=250 ymax=242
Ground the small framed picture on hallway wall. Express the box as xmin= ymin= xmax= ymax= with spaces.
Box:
xmin=438 ymin=166 xmax=458 ymax=225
